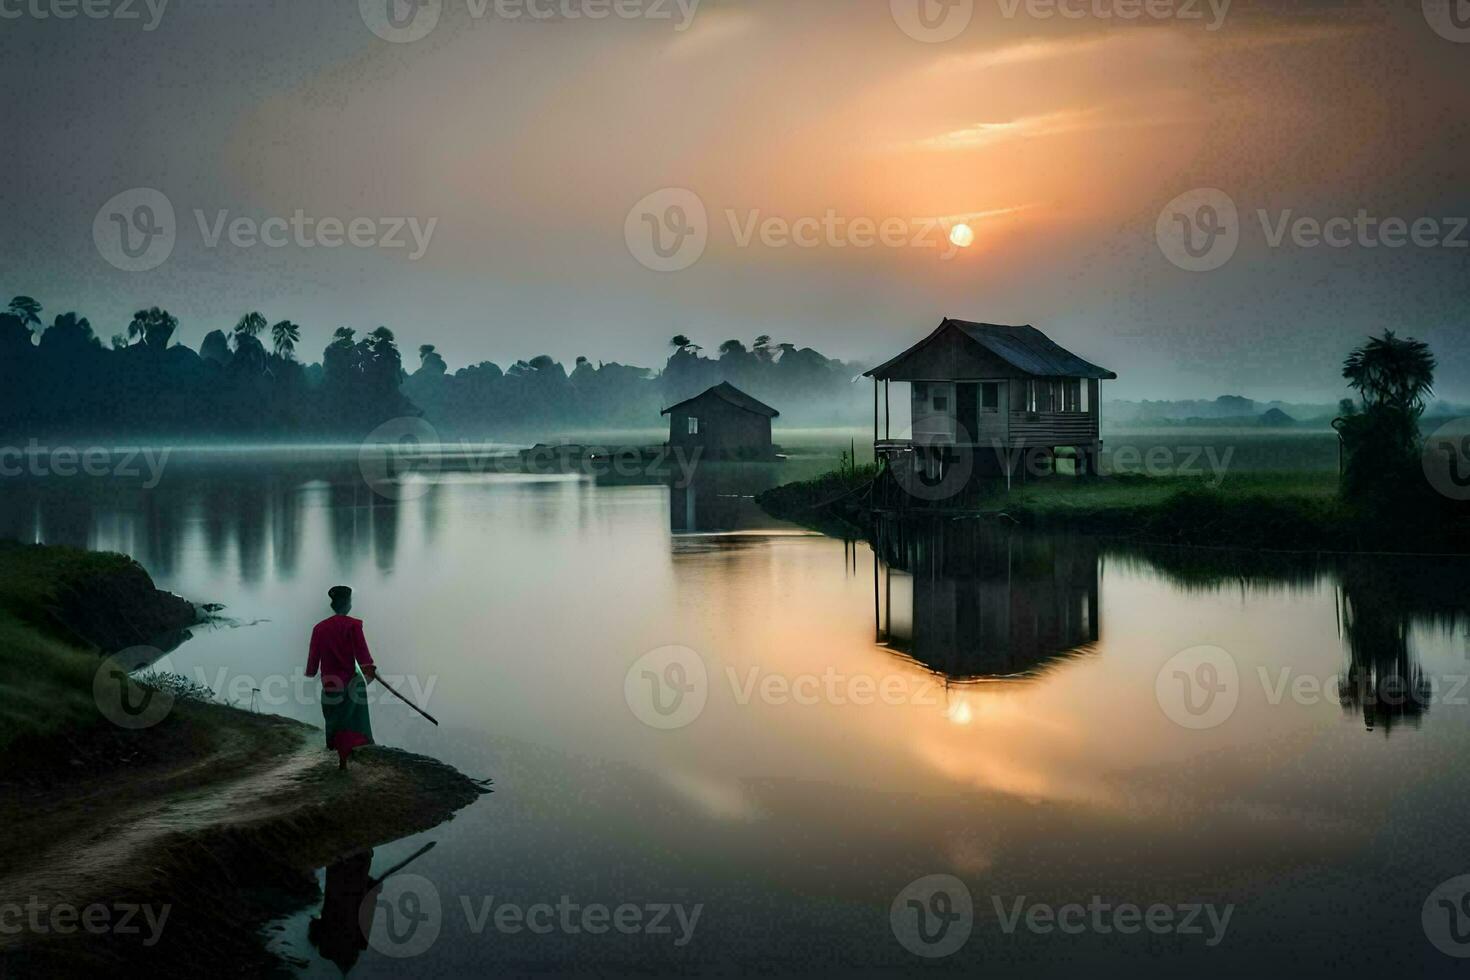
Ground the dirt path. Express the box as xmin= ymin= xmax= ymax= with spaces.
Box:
xmin=0 ymin=705 xmax=487 ymax=973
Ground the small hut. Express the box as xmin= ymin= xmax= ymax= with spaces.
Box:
xmin=662 ymin=382 xmax=780 ymax=460
xmin=866 ymin=318 xmax=1116 ymax=488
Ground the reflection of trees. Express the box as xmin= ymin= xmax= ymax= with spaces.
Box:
xmin=872 ymin=518 xmax=1100 ymax=681
xmin=1114 ymin=544 xmax=1467 ymax=737
xmin=1333 ymin=562 xmax=1461 ymax=735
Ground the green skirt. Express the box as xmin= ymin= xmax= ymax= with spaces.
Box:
xmin=321 ymin=673 xmax=374 ymax=753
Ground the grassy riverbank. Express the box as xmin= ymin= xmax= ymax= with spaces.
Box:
xmin=0 ymin=542 xmax=488 ymax=975
xmin=758 ymin=468 xmax=1470 ymax=554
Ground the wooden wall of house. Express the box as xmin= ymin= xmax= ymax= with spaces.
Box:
xmin=666 ymin=396 xmax=773 ymax=458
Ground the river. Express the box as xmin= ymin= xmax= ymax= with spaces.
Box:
xmin=4 ymin=442 xmax=1470 ymax=976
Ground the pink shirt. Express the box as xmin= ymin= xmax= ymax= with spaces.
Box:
xmin=306 ymin=615 xmax=375 ymax=688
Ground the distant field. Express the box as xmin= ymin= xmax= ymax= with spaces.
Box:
xmin=551 ymin=425 xmax=1341 ymax=482
xmin=1099 ymin=426 xmax=1340 ymax=477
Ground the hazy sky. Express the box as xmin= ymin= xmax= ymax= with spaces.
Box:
xmin=4 ymin=0 xmax=1467 ymax=400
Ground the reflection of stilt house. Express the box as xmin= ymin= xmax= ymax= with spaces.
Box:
xmin=874 ymin=520 xmax=1100 ymax=680
xmin=865 ymin=319 xmax=1116 ymax=495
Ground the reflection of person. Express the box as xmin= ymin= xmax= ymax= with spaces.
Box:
xmin=308 ymin=849 xmax=377 ymax=973
xmin=306 ymin=585 xmax=378 ymax=770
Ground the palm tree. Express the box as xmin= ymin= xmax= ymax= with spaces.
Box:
xmin=271 ymin=319 xmax=301 ymax=360
xmin=7 ymin=296 xmax=41 ymax=331
xmin=234 ymin=311 xmax=267 ymax=339
xmin=1337 ymin=331 xmax=1437 ymax=505
xmin=127 ymin=307 xmax=177 ymax=349
xmin=670 ymin=334 xmax=691 ymax=351
xmin=1342 ymin=330 xmax=1436 ymax=415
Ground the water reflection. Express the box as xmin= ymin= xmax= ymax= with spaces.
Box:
xmin=307 ymin=841 xmax=437 ymax=974
xmin=667 ymin=462 xmax=789 ymax=533
xmin=1105 ymin=545 xmax=1470 ymax=736
xmin=872 ymin=519 xmax=1100 ymax=681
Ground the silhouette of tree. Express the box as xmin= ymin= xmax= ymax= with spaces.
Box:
xmin=670 ymin=335 xmax=691 ymax=351
xmin=7 ymin=295 xmax=42 ymax=332
xmin=271 ymin=320 xmax=301 ymax=360
xmin=235 ymin=311 xmax=268 ymax=340
xmin=39 ymin=313 xmax=99 ymax=353
xmin=200 ymin=329 xmax=231 ymax=364
xmin=128 ymin=307 xmax=177 ymax=349
xmin=753 ymin=334 xmax=774 ymax=362
xmin=418 ymin=344 xmax=448 ymax=376
xmin=1338 ymin=332 xmax=1436 ymax=507
xmin=719 ymin=339 xmax=747 ymax=356
xmin=1343 ymin=331 xmax=1436 ymax=413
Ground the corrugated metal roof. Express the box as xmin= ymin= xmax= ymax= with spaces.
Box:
xmin=865 ymin=319 xmax=1117 ymax=380
xmin=661 ymin=382 xmax=781 ymax=418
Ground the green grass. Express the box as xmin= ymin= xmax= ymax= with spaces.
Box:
xmin=759 ymin=463 xmax=1470 ymax=554
xmin=0 ymin=614 xmax=104 ymax=752
xmin=0 ymin=543 xmax=167 ymax=751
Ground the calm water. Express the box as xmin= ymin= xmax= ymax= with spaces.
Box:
xmin=5 ymin=444 xmax=1470 ymax=976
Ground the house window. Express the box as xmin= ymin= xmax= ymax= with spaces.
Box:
xmin=932 ymin=395 xmax=948 ymax=411
xmin=1025 ymin=381 xmax=1039 ymax=413
xmin=981 ymin=383 xmax=999 ymax=413
xmin=687 ymin=417 xmax=699 ymax=435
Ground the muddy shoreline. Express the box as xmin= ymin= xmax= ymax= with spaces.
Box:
xmin=0 ymin=545 xmax=489 ymax=975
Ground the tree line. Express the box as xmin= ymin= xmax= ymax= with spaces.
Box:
xmin=0 ymin=296 xmax=866 ymax=440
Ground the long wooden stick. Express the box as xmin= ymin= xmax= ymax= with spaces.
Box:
xmin=373 ymin=674 xmax=440 ymax=726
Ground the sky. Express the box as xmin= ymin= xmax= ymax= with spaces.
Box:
xmin=3 ymin=0 xmax=1468 ymax=401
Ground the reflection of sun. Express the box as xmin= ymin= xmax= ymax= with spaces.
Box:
xmin=947 ymin=699 xmax=973 ymax=724
xmin=949 ymin=223 xmax=975 ymax=248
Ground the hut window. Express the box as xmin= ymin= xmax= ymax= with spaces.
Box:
xmin=687 ymin=417 xmax=699 ymax=435
xmin=1025 ymin=381 xmax=1039 ymax=413
xmin=932 ymin=394 xmax=948 ymax=411
xmin=981 ymin=383 xmax=999 ymax=413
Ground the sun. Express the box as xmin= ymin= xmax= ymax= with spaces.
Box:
xmin=949 ymin=223 xmax=975 ymax=248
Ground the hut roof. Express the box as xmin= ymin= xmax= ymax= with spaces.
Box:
xmin=865 ymin=319 xmax=1117 ymax=381
xmin=661 ymin=382 xmax=781 ymax=418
